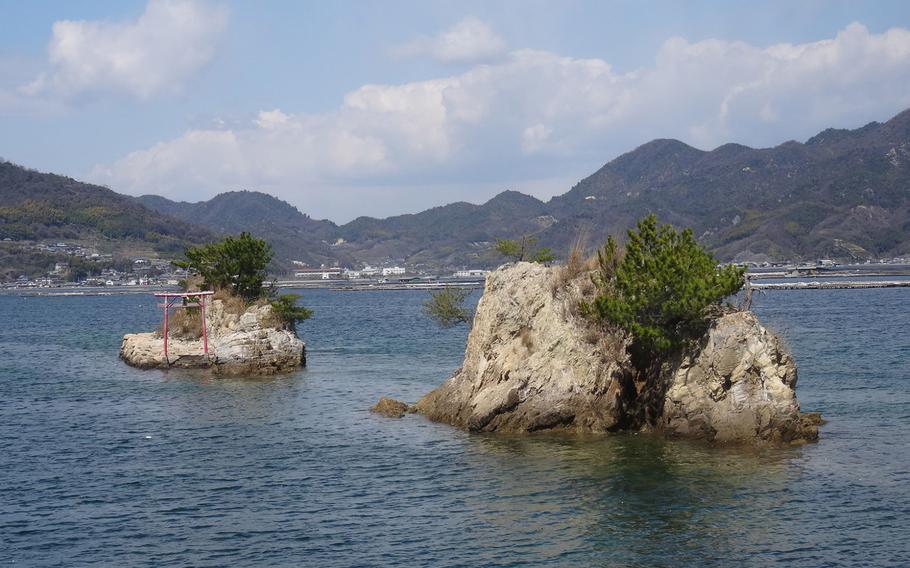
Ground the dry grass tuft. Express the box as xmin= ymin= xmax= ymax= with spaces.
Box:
xmin=213 ymin=288 xmax=247 ymax=315
xmin=159 ymin=307 xmax=203 ymax=340
xmin=259 ymin=306 xmax=282 ymax=330
xmin=552 ymin=232 xmax=593 ymax=295
xmin=181 ymin=275 xmax=205 ymax=292
xmin=596 ymin=328 xmax=628 ymax=364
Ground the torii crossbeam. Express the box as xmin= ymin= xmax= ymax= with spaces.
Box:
xmin=154 ymin=291 xmax=215 ymax=365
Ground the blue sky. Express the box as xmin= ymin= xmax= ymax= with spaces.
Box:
xmin=2 ymin=0 xmax=910 ymax=221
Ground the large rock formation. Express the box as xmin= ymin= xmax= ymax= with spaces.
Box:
xmin=415 ymin=262 xmax=631 ymax=433
xmin=413 ymin=262 xmax=818 ymax=445
xmin=120 ymin=299 xmax=305 ymax=375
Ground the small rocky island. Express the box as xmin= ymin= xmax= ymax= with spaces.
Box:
xmin=120 ymin=232 xmax=310 ymax=376
xmin=120 ymin=296 xmax=306 ymax=375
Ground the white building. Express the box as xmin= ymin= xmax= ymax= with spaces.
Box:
xmin=381 ymin=266 xmax=406 ymax=276
xmin=454 ymin=269 xmax=489 ymax=278
xmin=294 ymin=267 xmax=343 ymax=280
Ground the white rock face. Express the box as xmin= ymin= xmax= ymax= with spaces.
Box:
xmin=414 ymin=262 xmax=818 ymax=444
xmin=661 ymin=311 xmax=815 ymax=443
xmin=416 ymin=262 xmax=630 ymax=433
xmin=120 ymin=299 xmax=305 ymax=375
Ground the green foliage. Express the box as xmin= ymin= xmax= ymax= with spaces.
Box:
xmin=176 ymin=232 xmax=273 ymax=302
xmin=494 ymin=238 xmax=522 ymax=260
xmin=269 ymin=294 xmax=313 ymax=333
xmin=530 ymin=247 xmax=555 ymax=263
xmin=494 ymin=235 xmax=554 ymax=264
xmin=585 ymin=214 xmax=745 ymax=365
xmin=423 ymin=287 xmax=472 ymax=328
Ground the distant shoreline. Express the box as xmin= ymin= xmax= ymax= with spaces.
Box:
xmin=3 ymin=263 xmax=909 ymax=297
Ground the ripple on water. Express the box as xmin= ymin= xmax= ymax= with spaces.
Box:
xmin=0 ymin=288 xmax=909 ymax=566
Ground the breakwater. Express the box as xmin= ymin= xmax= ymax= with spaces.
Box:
xmin=752 ymin=280 xmax=910 ymax=290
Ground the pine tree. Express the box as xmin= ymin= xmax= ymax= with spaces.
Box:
xmin=588 ymin=214 xmax=745 ymax=366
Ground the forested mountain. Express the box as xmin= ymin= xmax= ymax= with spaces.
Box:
xmin=0 ymin=161 xmax=212 ymax=253
xmin=149 ymin=107 xmax=910 ymax=266
xmin=542 ymin=108 xmax=910 ymax=261
xmin=334 ymin=191 xmax=554 ymax=267
xmin=5 ymin=107 xmax=910 ymax=275
xmin=137 ymin=191 xmax=345 ymax=271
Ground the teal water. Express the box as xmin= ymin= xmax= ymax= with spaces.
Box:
xmin=1 ymin=288 xmax=908 ymax=566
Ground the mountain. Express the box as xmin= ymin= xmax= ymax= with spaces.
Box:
xmin=0 ymin=161 xmax=212 ymax=254
xmin=6 ymin=107 xmax=910 ymax=276
xmin=335 ymin=191 xmax=553 ymax=267
xmin=543 ymin=109 xmax=910 ymax=261
xmin=136 ymin=191 xmax=344 ymax=271
xmin=139 ymin=189 xmax=556 ymax=269
xmin=155 ymin=107 xmax=910 ymax=266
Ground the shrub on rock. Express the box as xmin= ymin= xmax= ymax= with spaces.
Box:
xmin=583 ymin=214 xmax=745 ymax=367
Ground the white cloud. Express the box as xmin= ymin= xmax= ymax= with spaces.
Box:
xmin=22 ymin=0 xmax=227 ymax=100
xmin=91 ymin=22 xmax=910 ymax=221
xmin=393 ymin=16 xmax=506 ymax=64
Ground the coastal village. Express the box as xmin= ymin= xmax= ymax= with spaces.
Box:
xmin=0 ymin=239 xmax=499 ymax=291
xmin=0 ymin=236 xmax=910 ymax=291
xmin=4 ymin=238 xmax=910 ymax=292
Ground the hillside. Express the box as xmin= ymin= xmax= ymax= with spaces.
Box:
xmin=136 ymin=191 xmax=344 ymax=271
xmin=0 ymin=161 xmax=212 ymax=256
xmin=7 ymin=107 xmax=910 ymax=274
xmin=335 ymin=190 xmax=553 ymax=267
xmin=543 ymin=109 xmax=910 ymax=261
xmin=139 ymin=189 xmax=556 ymax=269
xmin=156 ymin=107 xmax=910 ymax=266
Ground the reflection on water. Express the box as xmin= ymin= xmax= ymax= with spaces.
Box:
xmin=470 ymin=433 xmax=803 ymax=564
xmin=0 ymin=288 xmax=908 ymax=566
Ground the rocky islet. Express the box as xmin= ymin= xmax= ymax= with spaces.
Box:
xmin=120 ymin=298 xmax=306 ymax=375
xmin=411 ymin=262 xmax=819 ymax=445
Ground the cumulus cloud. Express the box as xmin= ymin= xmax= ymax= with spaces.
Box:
xmin=91 ymin=22 xmax=910 ymax=220
xmin=393 ymin=16 xmax=507 ymax=64
xmin=23 ymin=0 xmax=227 ymax=100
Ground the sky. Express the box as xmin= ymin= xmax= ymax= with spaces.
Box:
xmin=2 ymin=1 xmax=910 ymax=223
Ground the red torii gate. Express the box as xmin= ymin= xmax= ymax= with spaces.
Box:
xmin=155 ymin=291 xmax=215 ymax=365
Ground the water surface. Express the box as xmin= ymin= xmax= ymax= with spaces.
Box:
xmin=1 ymin=288 xmax=908 ymax=566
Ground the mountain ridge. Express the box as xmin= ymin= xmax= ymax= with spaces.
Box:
xmin=136 ymin=190 xmax=343 ymax=271
xmin=0 ymin=161 xmax=213 ymax=252
xmin=4 ymin=107 xmax=910 ymax=277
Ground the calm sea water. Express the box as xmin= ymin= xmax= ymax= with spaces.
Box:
xmin=1 ymin=288 xmax=908 ymax=567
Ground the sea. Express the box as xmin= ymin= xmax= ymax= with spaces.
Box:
xmin=1 ymin=287 xmax=908 ymax=566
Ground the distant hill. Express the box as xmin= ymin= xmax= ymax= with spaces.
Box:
xmin=6 ymin=107 xmax=910 ymax=275
xmin=210 ymin=107 xmax=910 ymax=265
xmin=543 ymin=108 xmax=910 ymax=261
xmin=0 ymin=161 xmax=212 ymax=254
xmin=335 ymin=190 xmax=554 ymax=267
xmin=313 ymin=107 xmax=910 ymax=263
xmin=137 ymin=190 xmax=346 ymax=271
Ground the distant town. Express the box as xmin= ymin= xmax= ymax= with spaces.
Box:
xmin=3 ymin=239 xmax=910 ymax=293
xmin=0 ymin=240 xmax=495 ymax=292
